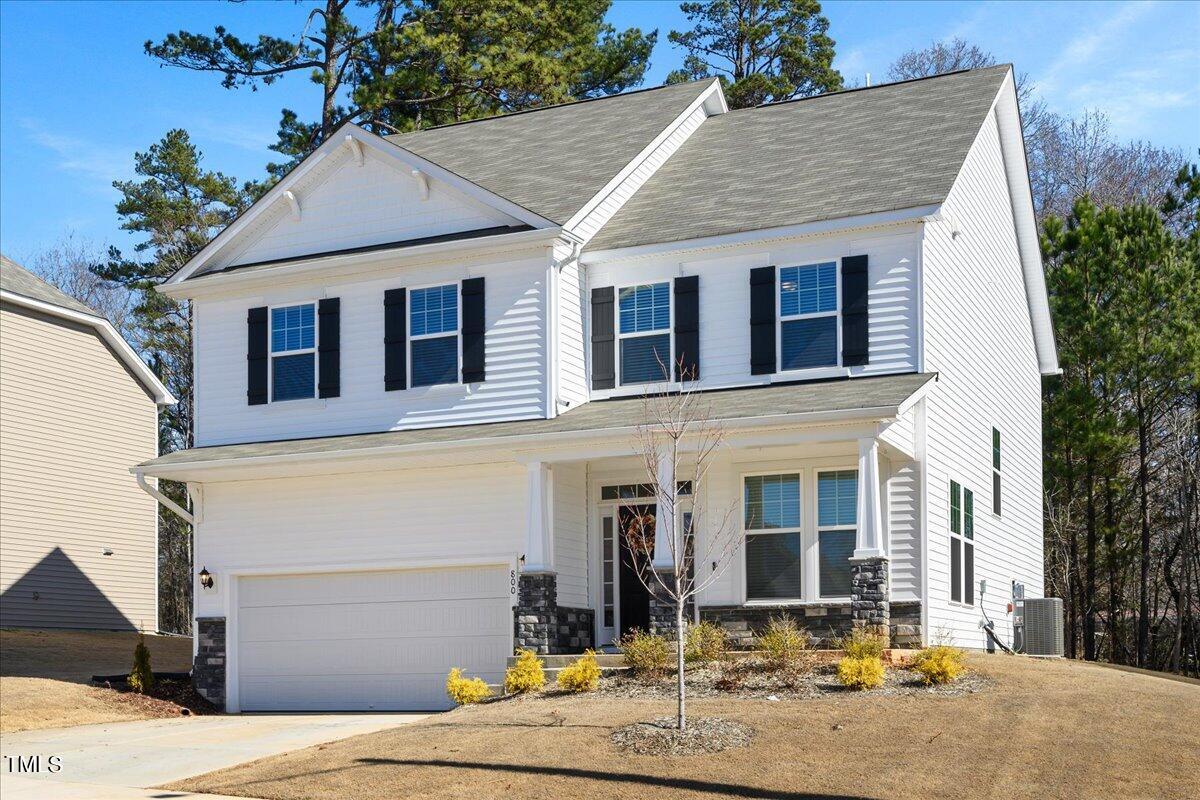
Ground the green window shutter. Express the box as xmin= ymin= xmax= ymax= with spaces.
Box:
xmin=950 ymin=480 xmax=961 ymax=534
xmin=964 ymin=488 xmax=974 ymax=539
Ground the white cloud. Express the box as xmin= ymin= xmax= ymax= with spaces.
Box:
xmin=187 ymin=117 xmax=278 ymax=154
xmin=19 ymin=119 xmax=130 ymax=195
xmin=1037 ymin=1 xmax=1157 ymax=96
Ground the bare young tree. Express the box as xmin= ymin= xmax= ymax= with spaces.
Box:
xmin=24 ymin=234 xmax=138 ymax=341
xmin=621 ymin=362 xmax=740 ymax=731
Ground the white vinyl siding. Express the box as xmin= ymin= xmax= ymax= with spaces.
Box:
xmin=0 ymin=304 xmax=159 ymax=631
xmin=921 ymin=109 xmax=1045 ymax=648
xmin=586 ymin=227 xmax=919 ymax=399
xmin=193 ymin=248 xmax=548 ymax=446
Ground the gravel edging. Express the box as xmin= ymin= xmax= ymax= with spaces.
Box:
xmin=611 ymin=716 xmax=754 ymax=756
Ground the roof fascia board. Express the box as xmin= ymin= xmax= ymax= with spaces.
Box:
xmin=992 ymin=71 xmax=1060 ymax=376
xmin=167 ymin=124 xmax=557 ymax=286
xmin=134 ymin=403 xmax=903 ymax=481
xmin=581 ymin=203 xmax=940 ymax=264
xmin=157 ymin=226 xmax=564 ymax=300
xmin=1 ymin=290 xmax=176 ymax=405
xmin=563 ymin=78 xmax=725 ymax=237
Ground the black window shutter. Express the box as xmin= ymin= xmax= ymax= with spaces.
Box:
xmin=246 ymin=306 xmax=268 ymax=405
xmin=749 ymin=266 xmax=776 ymax=375
xmin=590 ymin=286 xmax=615 ymax=390
xmin=317 ymin=297 xmax=340 ymax=399
xmin=841 ymin=254 xmax=869 ymax=366
xmin=384 ymin=288 xmax=407 ymax=391
xmin=673 ymin=275 xmax=700 ymax=381
xmin=460 ymin=277 xmax=486 ymax=383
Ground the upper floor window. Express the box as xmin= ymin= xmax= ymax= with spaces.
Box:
xmin=779 ymin=262 xmax=838 ymax=370
xmin=271 ymin=303 xmax=316 ymax=401
xmin=618 ymin=282 xmax=670 ymax=384
xmin=410 ymin=284 xmax=459 ymax=387
xmin=992 ymin=427 xmax=1002 ymax=516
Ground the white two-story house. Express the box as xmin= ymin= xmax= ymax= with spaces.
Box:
xmin=136 ymin=65 xmax=1058 ymax=712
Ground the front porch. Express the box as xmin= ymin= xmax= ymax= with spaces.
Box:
xmin=513 ymin=411 xmax=926 ymax=653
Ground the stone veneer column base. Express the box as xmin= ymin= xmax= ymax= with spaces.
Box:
xmin=514 ymin=573 xmax=595 ymax=654
xmin=850 ymin=557 xmax=890 ymax=636
xmin=193 ymin=616 xmax=226 ymax=709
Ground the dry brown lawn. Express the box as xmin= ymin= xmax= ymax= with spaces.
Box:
xmin=0 ymin=628 xmax=194 ymax=732
xmin=168 ymin=654 xmax=1200 ymax=800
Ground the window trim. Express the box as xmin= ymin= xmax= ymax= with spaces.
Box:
xmin=615 ymin=280 xmax=673 ymax=386
xmin=948 ymin=479 xmax=975 ymax=607
xmin=815 ymin=467 xmax=858 ymax=601
xmin=776 ymin=261 xmax=842 ymax=374
xmin=407 ymin=279 xmax=463 ymax=389
xmin=267 ymin=301 xmax=318 ymax=403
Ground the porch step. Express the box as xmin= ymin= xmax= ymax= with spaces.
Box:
xmin=506 ymin=653 xmax=626 ymax=669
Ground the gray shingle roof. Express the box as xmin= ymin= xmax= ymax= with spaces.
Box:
xmin=590 ymin=65 xmax=1012 ymax=250
xmin=386 ymin=79 xmax=718 ymax=224
xmin=139 ymin=372 xmax=933 ymax=470
xmin=0 ymin=254 xmax=99 ymax=316
xmin=587 ymin=65 xmax=1011 ymax=251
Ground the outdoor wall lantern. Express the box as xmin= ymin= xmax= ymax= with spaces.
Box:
xmin=199 ymin=567 xmax=214 ymax=590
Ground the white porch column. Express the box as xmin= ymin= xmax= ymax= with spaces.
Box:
xmin=523 ymin=462 xmax=554 ymax=573
xmin=652 ymin=448 xmax=676 ymax=570
xmin=853 ymin=437 xmax=885 ymax=560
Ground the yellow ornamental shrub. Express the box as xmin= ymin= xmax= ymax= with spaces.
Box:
xmin=838 ymin=627 xmax=887 ymax=659
xmin=837 ymin=655 xmax=885 ymax=690
xmin=684 ymin=621 xmax=727 ymax=664
xmin=445 ymin=667 xmax=493 ymax=705
xmin=910 ymin=645 xmax=966 ymax=685
xmin=618 ymin=629 xmax=671 ymax=676
xmin=556 ymin=651 xmax=601 ymax=692
xmin=504 ymin=649 xmax=546 ymax=694
xmin=755 ymin=614 xmax=812 ymax=670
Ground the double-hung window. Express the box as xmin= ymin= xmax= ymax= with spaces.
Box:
xmin=779 ymin=262 xmax=838 ymax=370
xmin=270 ymin=303 xmax=316 ymax=401
xmin=949 ymin=480 xmax=975 ymax=605
xmin=992 ymin=427 xmax=1002 ymax=516
xmin=817 ymin=470 xmax=857 ymax=597
xmin=410 ymin=284 xmax=459 ymax=387
xmin=618 ymin=282 xmax=670 ymax=384
xmin=744 ymin=474 xmax=802 ymax=600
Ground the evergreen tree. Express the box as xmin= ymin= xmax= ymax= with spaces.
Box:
xmin=665 ymin=0 xmax=842 ymax=108
xmin=92 ymin=130 xmax=250 ymax=633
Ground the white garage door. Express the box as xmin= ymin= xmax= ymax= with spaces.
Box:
xmin=236 ymin=565 xmax=511 ymax=711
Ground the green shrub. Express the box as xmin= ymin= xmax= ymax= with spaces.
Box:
xmin=618 ymin=629 xmax=672 ymax=676
xmin=446 ymin=668 xmax=492 ymax=705
xmin=556 ymin=651 xmax=601 ymax=692
xmin=128 ymin=634 xmax=154 ymax=694
xmin=837 ymin=627 xmax=887 ymax=659
xmin=504 ymin=649 xmax=546 ymax=694
xmin=684 ymin=621 xmax=727 ymax=664
xmin=910 ymin=645 xmax=966 ymax=685
xmin=755 ymin=615 xmax=812 ymax=670
xmin=837 ymin=655 xmax=885 ymax=690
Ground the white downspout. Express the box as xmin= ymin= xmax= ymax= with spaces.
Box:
xmin=136 ymin=472 xmax=194 ymax=525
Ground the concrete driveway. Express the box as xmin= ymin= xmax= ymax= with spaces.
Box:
xmin=0 ymin=712 xmax=428 ymax=799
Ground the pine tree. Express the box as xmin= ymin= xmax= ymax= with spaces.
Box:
xmin=129 ymin=634 xmax=155 ymax=693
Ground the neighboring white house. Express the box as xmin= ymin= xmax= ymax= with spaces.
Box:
xmin=1 ymin=255 xmax=174 ymax=631
xmin=135 ymin=65 xmax=1058 ymax=712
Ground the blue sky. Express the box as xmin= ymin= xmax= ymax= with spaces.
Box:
xmin=2 ymin=0 xmax=1197 ymax=261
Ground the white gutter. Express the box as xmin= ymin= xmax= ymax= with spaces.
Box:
xmin=1 ymin=290 xmax=176 ymax=405
xmin=133 ymin=401 xmax=911 ymax=481
xmin=136 ymin=472 xmax=193 ymax=525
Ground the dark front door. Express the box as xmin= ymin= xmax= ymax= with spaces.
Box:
xmin=618 ymin=504 xmax=654 ymax=637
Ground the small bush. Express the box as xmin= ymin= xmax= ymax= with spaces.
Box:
xmin=504 ymin=649 xmax=546 ymax=694
xmin=684 ymin=621 xmax=727 ymax=664
xmin=837 ymin=655 xmax=885 ymax=690
xmin=755 ymin=615 xmax=812 ymax=670
xmin=618 ymin=629 xmax=672 ymax=676
xmin=910 ymin=645 xmax=966 ymax=685
xmin=556 ymin=651 xmax=601 ymax=692
xmin=128 ymin=634 xmax=154 ymax=694
xmin=446 ymin=667 xmax=492 ymax=705
xmin=837 ymin=627 xmax=887 ymax=659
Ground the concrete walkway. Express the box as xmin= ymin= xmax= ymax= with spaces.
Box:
xmin=0 ymin=712 xmax=428 ymax=799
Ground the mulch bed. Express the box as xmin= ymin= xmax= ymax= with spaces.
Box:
xmin=597 ymin=656 xmax=991 ymax=701
xmin=92 ymin=675 xmax=219 ymax=717
xmin=611 ymin=715 xmax=755 ymax=756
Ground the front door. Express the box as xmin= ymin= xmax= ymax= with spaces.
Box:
xmin=617 ymin=504 xmax=654 ymax=637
